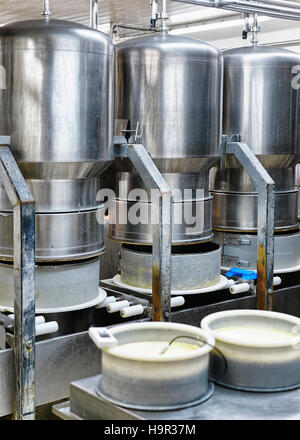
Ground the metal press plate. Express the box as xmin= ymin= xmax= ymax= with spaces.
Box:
xmin=96 ymin=376 xmax=214 ymax=411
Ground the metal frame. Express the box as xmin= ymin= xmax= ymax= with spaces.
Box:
xmin=114 ymin=138 xmax=173 ymax=321
xmin=226 ymin=140 xmax=275 ymax=310
xmin=172 ymin=0 xmax=300 ymax=21
xmin=0 ymin=139 xmax=35 ymax=420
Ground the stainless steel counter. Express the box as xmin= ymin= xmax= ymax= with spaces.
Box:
xmin=53 ymin=375 xmax=300 ymax=420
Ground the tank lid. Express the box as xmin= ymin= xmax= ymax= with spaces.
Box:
xmin=0 ymin=19 xmax=113 ymax=55
xmin=224 ymin=45 xmax=300 ymax=68
xmin=116 ymin=33 xmax=222 ymax=63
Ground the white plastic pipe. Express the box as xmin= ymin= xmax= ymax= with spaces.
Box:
xmin=120 ymin=304 xmax=145 ymax=318
xmin=229 ymin=283 xmax=250 ymax=294
xmin=95 ymin=296 xmax=117 ymax=309
xmin=107 ymin=300 xmax=130 ymax=313
xmin=8 ymin=314 xmax=45 ymax=325
xmin=273 ymin=276 xmax=282 ymax=286
xmin=35 ymin=321 xmax=58 ymax=337
xmin=170 ymin=296 xmax=185 ymax=308
xmin=225 ymin=279 xmax=236 ymax=289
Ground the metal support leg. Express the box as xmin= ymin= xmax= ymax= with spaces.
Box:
xmin=0 ymin=144 xmax=35 ymax=419
xmin=226 ymin=141 xmax=275 ymax=310
xmin=115 ymin=140 xmax=172 ymax=321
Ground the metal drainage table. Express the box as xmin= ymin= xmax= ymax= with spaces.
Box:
xmin=53 ymin=375 xmax=300 ymax=420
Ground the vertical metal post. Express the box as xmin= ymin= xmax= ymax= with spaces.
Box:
xmin=42 ymin=0 xmax=52 ymax=19
xmin=0 ymin=144 xmax=35 ymax=419
xmin=114 ymin=141 xmax=172 ymax=321
xmin=90 ymin=0 xmax=99 ymax=29
xmin=226 ymin=141 xmax=275 ymax=310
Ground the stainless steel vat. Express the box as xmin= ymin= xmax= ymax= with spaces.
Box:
xmin=0 ymin=19 xmax=114 ymax=179
xmin=0 ymin=258 xmax=101 ymax=311
xmin=211 ymin=46 xmax=300 ymax=232
xmin=111 ymin=34 xmax=223 ymax=245
xmin=0 ymin=179 xmax=100 ymax=212
xmin=119 ymin=243 xmax=221 ymax=290
xmin=201 ymin=310 xmax=300 ymax=392
xmin=92 ymin=322 xmax=215 ymax=410
xmin=110 ymin=171 xmax=213 ymax=244
xmin=0 ymin=18 xmax=115 ymax=310
xmin=115 ymin=34 xmax=223 ymax=174
xmin=0 ymin=207 xmax=104 ymax=261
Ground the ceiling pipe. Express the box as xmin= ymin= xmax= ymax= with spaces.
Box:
xmin=90 ymin=0 xmax=99 ymax=29
xmin=172 ymin=0 xmax=300 ymax=21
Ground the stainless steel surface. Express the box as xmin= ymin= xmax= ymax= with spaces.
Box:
xmin=110 ymin=198 xmax=213 ymax=244
xmin=115 ymin=33 xmax=223 ymax=174
xmin=0 ymin=331 xmax=102 ymax=418
xmin=211 ymin=189 xmax=298 ymax=231
xmin=215 ymin=230 xmax=300 ymax=272
xmin=42 ymin=0 xmax=51 ymax=19
xmin=0 ymin=178 xmax=100 ymax=212
xmin=201 ymin=310 xmax=300 ymax=391
xmin=96 ymin=376 xmax=214 ymax=411
xmin=0 ymin=18 xmax=114 ymax=179
xmin=110 ymin=171 xmax=213 ymax=244
xmin=90 ymin=0 xmax=98 ymax=29
xmin=0 ymin=207 xmax=104 ymax=261
xmin=115 ymin=142 xmax=172 ymax=322
xmin=212 ymin=166 xmax=296 ymax=192
xmin=96 ymin=322 xmax=214 ymax=409
xmin=61 ymin=374 xmax=300 ymax=420
xmin=225 ymin=141 xmax=275 ymax=310
xmin=211 ymin=46 xmax=300 ymax=234
xmin=0 ymin=258 xmax=100 ymax=310
xmin=0 ymin=145 xmax=35 ymax=420
xmin=222 ymin=46 xmax=300 ymax=166
xmin=100 ymin=217 xmax=121 ymax=280
xmin=120 ymin=243 xmax=221 ymax=290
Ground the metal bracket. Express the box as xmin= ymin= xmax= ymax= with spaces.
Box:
xmin=226 ymin=140 xmax=275 ymax=310
xmin=222 ymin=255 xmax=251 ymax=268
xmin=0 ymin=142 xmax=35 ymax=420
xmin=114 ymin=138 xmax=172 ymax=321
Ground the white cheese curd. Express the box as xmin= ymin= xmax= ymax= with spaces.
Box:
xmin=215 ymin=326 xmax=297 ymax=346
xmin=108 ymin=341 xmax=199 ymax=359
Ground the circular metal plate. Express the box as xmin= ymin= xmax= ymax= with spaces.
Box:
xmin=112 ymin=274 xmax=228 ymax=295
xmin=96 ymin=376 xmax=214 ymax=411
xmin=0 ymin=288 xmax=107 ymax=314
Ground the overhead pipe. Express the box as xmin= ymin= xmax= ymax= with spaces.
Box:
xmin=172 ymin=0 xmax=300 ymax=21
xmin=90 ymin=0 xmax=99 ymax=29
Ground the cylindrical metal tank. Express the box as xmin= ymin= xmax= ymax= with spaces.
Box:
xmin=211 ymin=45 xmax=300 ymax=232
xmin=0 ymin=19 xmax=114 ymax=179
xmin=0 ymin=18 xmax=114 ymax=310
xmin=111 ymin=33 xmax=223 ymax=245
